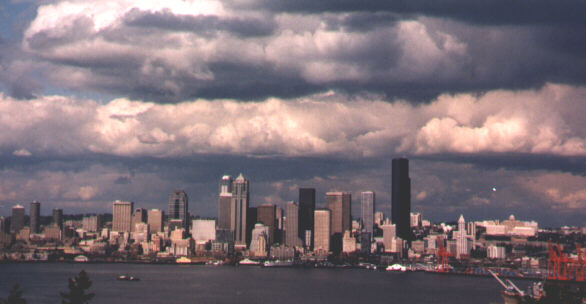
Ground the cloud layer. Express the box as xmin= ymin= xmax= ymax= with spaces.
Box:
xmin=8 ymin=0 xmax=583 ymax=102
xmin=1 ymin=83 xmax=584 ymax=159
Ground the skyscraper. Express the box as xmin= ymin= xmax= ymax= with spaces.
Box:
xmin=325 ymin=192 xmax=352 ymax=234
xmin=131 ymin=208 xmax=147 ymax=232
xmin=10 ymin=204 xmax=25 ymax=233
xmin=30 ymin=201 xmax=40 ymax=234
xmin=285 ymin=201 xmax=301 ymax=247
xmin=361 ymin=191 xmax=375 ymax=236
xmin=147 ymin=209 xmax=164 ymax=233
xmin=313 ymin=209 xmax=331 ymax=254
xmin=298 ymin=188 xmax=315 ymax=248
xmin=392 ymin=158 xmax=412 ymax=241
xmin=231 ymin=174 xmax=249 ymax=245
xmin=112 ymin=200 xmax=134 ymax=232
xmin=218 ymin=175 xmax=233 ymax=230
xmin=168 ymin=190 xmax=189 ymax=229
xmin=257 ymin=204 xmax=276 ymax=245
xmin=52 ymin=208 xmax=63 ymax=230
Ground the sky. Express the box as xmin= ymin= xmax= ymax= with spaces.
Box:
xmin=0 ymin=0 xmax=584 ymax=227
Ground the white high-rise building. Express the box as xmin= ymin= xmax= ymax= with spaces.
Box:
xmin=192 ymin=219 xmax=216 ymax=242
xmin=455 ymin=214 xmax=470 ymax=259
xmin=250 ymin=223 xmax=269 ymax=257
xmin=314 ymin=209 xmax=331 ymax=254
xmin=112 ymin=201 xmax=133 ymax=232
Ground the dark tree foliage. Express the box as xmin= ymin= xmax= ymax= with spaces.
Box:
xmin=0 ymin=284 xmax=27 ymax=304
xmin=60 ymin=270 xmax=95 ymax=304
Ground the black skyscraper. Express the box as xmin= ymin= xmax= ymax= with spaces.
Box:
xmin=299 ymin=188 xmax=316 ymax=248
xmin=392 ymin=158 xmax=412 ymax=241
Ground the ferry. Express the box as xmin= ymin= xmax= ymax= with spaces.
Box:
xmin=176 ymin=257 xmax=192 ymax=264
xmin=239 ymin=258 xmax=261 ymax=266
xmin=263 ymin=259 xmax=294 ymax=267
xmin=73 ymin=255 xmax=89 ymax=262
xmin=386 ymin=264 xmax=407 ymax=272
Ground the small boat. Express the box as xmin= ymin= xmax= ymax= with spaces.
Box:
xmin=386 ymin=264 xmax=407 ymax=272
xmin=117 ymin=274 xmax=140 ymax=281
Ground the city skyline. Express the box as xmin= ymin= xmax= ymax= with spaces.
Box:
xmin=0 ymin=0 xmax=584 ymax=228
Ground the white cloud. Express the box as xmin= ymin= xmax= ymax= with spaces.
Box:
xmin=0 ymin=83 xmax=584 ymax=158
xmin=12 ymin=149 xmax=32 ymax=157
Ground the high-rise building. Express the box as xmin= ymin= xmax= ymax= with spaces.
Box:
xmin=325 ymin=192 xmax=352 ymax=234
xmin=168 ymin=190 xmax=189 ymax=229
xmin=52 ymin=208 xmax=63 ymax=230
xmin=218 ymin=175 xmax=233 ymax=230
xmin=82 ymin=215 xmax=102 ymax=232
xmin=392 ymin=158 xmax=412 ymax=241
xmin=192 ymin=219 xmax=216 ymax=242
xmin=257 ymin=204 xmax=276 ymax=245
xmin=298 ymin=188 xmax=315 ymax=248
xmin=410 ymin=212 xmax=422 ymax=228
xmin=361 ymin=191 xmax=375 ymax=236
xmin=10 ymin=204 xmax=25 ymax=233
xmin=112 ymin=201 xmax=134 ymax=232
xmin=250 ymin=223 xmax=269 ymax=257
xmin=131 ymin=208 xmax=147 ymax=232
xmin=231 ymin=174 xmax=249 ymax=245
xmin=455 ymin=214 xmax=470 ymax=259
xmin=285 ymin=201 xmax=301 ymax=247
xmin=313 ymin=209 xmax=331 ymax=254
xmin=147 ymin=209 xmax=163 ymax=233
xmin=275 ymin=206 xmax=283 ymax=244
xmin=30 ymin=201 xmax=41 ymax=234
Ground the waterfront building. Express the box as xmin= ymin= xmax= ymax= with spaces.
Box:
xmin=52 ymin=208 xmax=63 ymax=230
xmin=131 ymin=208 xmax=147 ymax=232
xmin=342 ymin=230 xmax=356 ymax=253
xmin=82 ymin=215 xmax=102 ymax=232
xmin=410 ymin=212 xmax=422 ymax=228
xmin=10 ymin=204 xmax=25 ymax=233
xmin=487 ymin=245 xmax=506 ymax=259
xmin=112 ymin=200 xmax=134 ymax=232
xmin=147 ymin=209 xmax=163 ymax=233
xmin=168 ymin=190 xmax=189 ymax=229
xmin=392 ymin=158 xmax=412 ymax=241
xmin=192 ymin=219 xmax=216 ymax=242
xmin=218 ymin=175 xmax=233 ymax=230
xmin=313 ymin=209 xmax=331 ymax=254
xmin=257 ymin=204 xmax=276 ymax=245
xmin=299 ymin=188 xmax=315 ymax=248
xmin=361 ymin=191 xmax=375 ymax=236
xmin=285 ymin=201 xmax=302 ymax=247
xmin=231 ymin=174 xmax=249 ymax=245
xmin=30 ymin=201 xmax=40 ymax=234
xmin=250 ymin=223 xmax=269 ymax=257
xmin=382 ymin=223 xmax=396 ymax=251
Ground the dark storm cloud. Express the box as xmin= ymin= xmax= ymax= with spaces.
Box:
xmin=236 ymin=0 xmax=586 ymax=27
xmin=123 ymin=8 xmax=276 ymax=38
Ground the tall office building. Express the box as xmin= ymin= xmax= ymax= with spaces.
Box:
xmin=10 ymin=204 xmax=25 ymax=233
xmin=231 ymin=174 xmax=249 ymax=245
xmin=257 ymin=204 xmax=276 ymax=245
xmin=112 ymin=200 xmax=134 ymax=232
xmin=285 ymin=201 xmax=301 ymax=247
xmin=131 ymin=208 xmax=147 ymax=232
xmin=52 ymin=208 xmax=63 ymax=230
xmin=392 ymin=158 xmax=412 ymax=241
xmin=361 ymin=191 xmax=375 ymax=235
xmin=313 ymin=209 xmax=331 ymax=253
xmin=147 ymin=209 xmax=164 ymax=233
xmin=298 ymin=188 xmax=315 ymax=248
xmin=168 ymin=190 xmax=189 ymax=229
xmin=325 ymin=192 xmax=352 ymax=234
xmin=30 ymin=201 xmax=40 ymax=234
xmin=218 ymin=175 xmax=233 ymax=230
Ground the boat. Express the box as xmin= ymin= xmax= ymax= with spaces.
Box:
xmin=239 ymin=258 xmax=261 ymax=265
xmin=386 ymin=264 xmax=407 ymax=272
xmin=176 ymin=257 xmax=192 ymax=264
xmin=73 ymin=255 xmax=89 ymax=262
xmin=117 ymin=274 xmax=140 ymax=282
xmin=263 ymin=259 xmax=294 ymax=267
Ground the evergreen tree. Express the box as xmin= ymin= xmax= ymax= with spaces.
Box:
xmin=0 ymin=284 xmax=27 ymax=304
xmin=60 ymin=270 xmax=95 ymax=304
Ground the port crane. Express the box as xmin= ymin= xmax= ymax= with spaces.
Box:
xmin=547 ymin=241 xmax=585 ymax=282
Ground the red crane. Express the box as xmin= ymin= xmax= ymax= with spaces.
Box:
xmin=547 ymin=241 xmax=585 ymax=282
